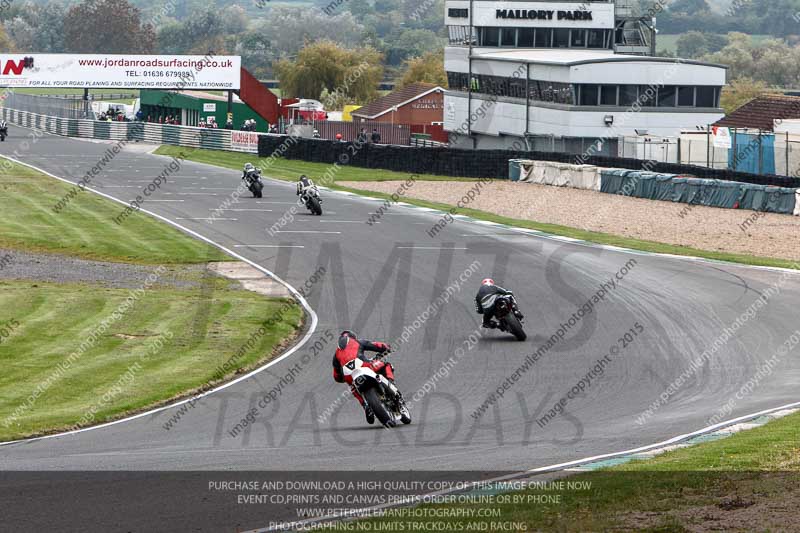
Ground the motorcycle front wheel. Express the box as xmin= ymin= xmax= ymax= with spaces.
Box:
xmin=364 ymin=387 xmax=395 ymax=427
xmin=308 ymin=196 xmax=322 ymax=215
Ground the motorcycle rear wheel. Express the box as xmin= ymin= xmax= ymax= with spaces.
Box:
xmin=504 ymin=313 xmax=527 ymax=341
xmin=364 ymin=387 xmax=395 ymax=427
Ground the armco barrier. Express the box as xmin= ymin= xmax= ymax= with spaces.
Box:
xmin=599 ymin=169 xmax=798 ymax=215
xmin=256 ymin=134 xmax=800 ymax=188
xmin=0 ymin=107 xmax=262 ymax=154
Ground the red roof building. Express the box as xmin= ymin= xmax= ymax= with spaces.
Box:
xmin=714 ymin=94 xmax=800 ymax=131
xmin=352 ymin=83 xmax=445 ymax=126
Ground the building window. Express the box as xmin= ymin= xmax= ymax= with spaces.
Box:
xmin=678 ymin=86 xmax=694 ymax=106
xmin=587 ymin=29 xmax=607 ymax=49
xmin=447 ymin=72 xmax=469 ymax=91
xmin=553 ymin=28 xmax=570 ymax=48
xmin=518 ymin=28 xmax=535 ymax=47
xmin=571 ymin=29 xmax=587 ymax=48
xmin=619 ymin=85 xmax=638 ymax=106
xmin=535 ymin=28 xmax=552 ymax=47
xmin=448 ymin=26 xmax=474 ymax=45
xmin=500 ymin=28 xmax=517 ymax=47
xmin=600 ymin=85 xmax=617 ymax=106
xmin=696 ymin=86 xmax=717 ymax=107
xmin=580 ymin=84 xmax=599 ymax=106
xmin=639 ymin=85 xmax=657 ymax=107
xmin=480 ymin=27 xmax=500 ymax=46
xmin=658 ymin=85 xmax=677 ymax=107
xmin=448 ymin=8 xmax=468 ymax=18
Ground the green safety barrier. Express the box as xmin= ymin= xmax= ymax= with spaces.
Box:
xmin=508 ymin=159 xmax=522 ymax=182
xmin=600 ymin=169 xmax=797 ymax=215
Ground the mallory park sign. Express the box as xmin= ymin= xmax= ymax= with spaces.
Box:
xmin=495 ymin=9 xmax=593 ymax=21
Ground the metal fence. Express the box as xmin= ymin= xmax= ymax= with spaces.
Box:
xmin=0 ymin=107 xmax=261 ymax=154
xmin=1 ymin=92 xmax=91 ymax=120
xmin=620 ymin=130 xmax=800 ymax=178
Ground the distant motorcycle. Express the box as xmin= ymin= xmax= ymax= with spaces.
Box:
xmin=345 ymin=352 xmax=410 ymax=428
xmin=300 ymin=184 xmax=323 ymax=215
xmin=495 ymin=294 xmax=526 ymax=341
xmin=243 ymin=168 xmax=264 ymax=198
xmin=0 ymin=121 xmax=7 ymax=142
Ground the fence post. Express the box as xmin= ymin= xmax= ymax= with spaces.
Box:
xmin=757 ymin=129 xmax=763 ymax=175
xmin=786 ymin=132 xmax=790 ymax=176
xmin=706 ymin=124 xmax=710 ymax=168
xmin=731 ymin=127 xmax=737 ymax=171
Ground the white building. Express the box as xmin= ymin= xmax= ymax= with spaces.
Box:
xmin=443 ymin=0 xmax=727 ymax=154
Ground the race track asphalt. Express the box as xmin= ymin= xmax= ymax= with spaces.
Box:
xmin=1 ymin=125 xmax=799 ymax=530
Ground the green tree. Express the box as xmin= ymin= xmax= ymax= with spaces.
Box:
xmin=5 ymin=3 xmax=66 ymax=53
xmin=397 ymin=50 xmax=446 ymax=88
xmin=0 ymin=25 xmax=15 ymax=53
xmin=384 ymin=28 xmax=444 ymax=65
xmin=261 ymin=6 xmax=364 ymax=57
xmin=720 ymin=77 xmax=778 ymax=114
xmin=676 ymin=32 xmax=728 ymax=58
xmin=274 ymin=40 xmax=383 ymax=103
xmin=64 ymin=0 xmax=155 ymax=53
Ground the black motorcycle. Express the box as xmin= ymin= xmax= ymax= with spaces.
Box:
xmin=0 ymin=122 xmax=7 ymax=142
xmin=300 ymin=184 xmax=323 ymax=215
xmin=243 ymin=169 xmax=264 ymax=198
xmin=495 ymin=294 xmax=526 ymax=341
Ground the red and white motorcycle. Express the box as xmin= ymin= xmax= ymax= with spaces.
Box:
xmin=344 ymin=353 xmax=411 ymax=428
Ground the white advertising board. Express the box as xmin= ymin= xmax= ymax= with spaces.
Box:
xmin=0 ymin=54 xmax=241 ymax=90
xmin=231 ymin=131 xmax=261 ymax=152
xmin=712 ymin=126 xmax=732 ymax=149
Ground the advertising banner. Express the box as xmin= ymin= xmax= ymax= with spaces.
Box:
xmin=712 ymin=126 xmax=732 ymax=149
xmin=231 ymin=131 xmax=261 ymax=152
xmin=0 ymin=54 xmax=241 ymax=90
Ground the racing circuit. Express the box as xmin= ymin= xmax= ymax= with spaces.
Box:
xmin=1 ymin=123 xmax=800 ymax=530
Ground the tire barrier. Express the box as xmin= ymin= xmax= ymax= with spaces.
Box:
xmin=0 ymin=107 xmax=262 ymax=154
xmin=256 ymin=134 xmax=800 ymax=188
xmin=599 ymin=169 xmax=799 ymax=216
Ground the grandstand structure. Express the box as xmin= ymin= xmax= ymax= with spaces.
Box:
xmin=443 ymin=0 xmax=727 ymax=154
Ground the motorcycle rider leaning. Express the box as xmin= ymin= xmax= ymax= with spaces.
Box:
xmin=475 ymin=278 xmax=523 ymax=329
xmin=296 ymin=174 xmax=316 ymax=197
xmin=332 ymin=330 xmax=397 ymax=425
xmin=242 ymin=163 xmax=260 ymax=184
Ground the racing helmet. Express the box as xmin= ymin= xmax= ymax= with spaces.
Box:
xmin=244 ymin=163 xmax=255 ymax=172
xmin=481 ymin=278 xmax=495 ymax=286
xmin=338 ymin=330 xmax=357 ymax=350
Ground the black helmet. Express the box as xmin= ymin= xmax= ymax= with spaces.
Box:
xmin=338 ymin=330 xmax=357 ymax=349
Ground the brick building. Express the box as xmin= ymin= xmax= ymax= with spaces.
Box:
xmin=351 ymin=83 xmax=445 ymax=127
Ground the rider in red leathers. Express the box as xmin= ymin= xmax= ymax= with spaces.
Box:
xmin=332 ymin=330 xmax=395 ymax=424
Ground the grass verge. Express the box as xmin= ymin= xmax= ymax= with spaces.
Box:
xmin=0 ymin=161 xmax=304 ymax=441
xmin=0 ymin=159 xmax=226 ymax=264
xmin=0 ymin=278 xmax=302 ymax=441
xmin=324 ymin=411 xmax=800 ymax=532
xmin=154 ymin=146 xmax=800 ymax=271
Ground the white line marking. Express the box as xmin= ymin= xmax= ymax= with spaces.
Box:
xmin=212 ymin=209 xmax=273 ymax=212
xmin=397 ymin=247 xmax=468 ymax=250
xmin=176 ymin=217 xmax=237 ymax=221
xmin=142 ymin=200 xmax=185 ymax=202
xmin=0 ymin=155 xmax=318 ymax=448
xmin=294 ymin=220 xmax=370 ymax=223
xmin=272 ymin=230 xmax=341 ymax=234
xmin=234 ymin=245 xmax=305 ymax=248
